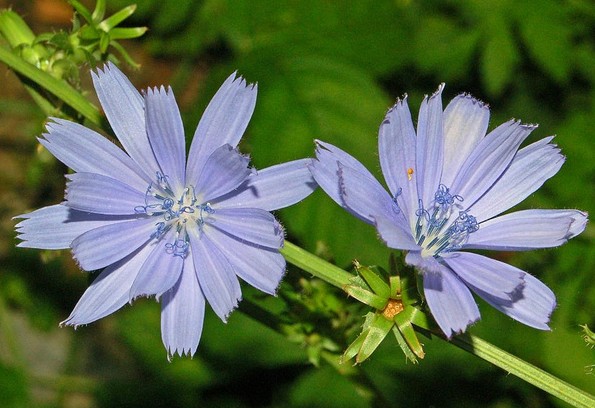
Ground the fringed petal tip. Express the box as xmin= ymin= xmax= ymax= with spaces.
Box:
xmin=453 ymin=92 xmax=490 ymax=110
xmin=166 ymin=346 xmax=198 ymax=362
xmin=427 ymin=83 xmax=445 ymax=100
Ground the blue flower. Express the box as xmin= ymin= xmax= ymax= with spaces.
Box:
xmin=15 ymin=63 xmax=316 ymax=358
xmin=309 ymin=85 xmax=588 ymax=337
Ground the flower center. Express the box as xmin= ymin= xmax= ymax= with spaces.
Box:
xmin=135 ymin=172 xmax=214 ymax=257
xmin=413 ymin=184 xmax=479 ymax=258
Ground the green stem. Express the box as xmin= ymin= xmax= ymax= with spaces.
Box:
xmin=449 ymin=333 xmax=595 ymax=408
xmin=0 ymin=46 xmax=100 ymax=124
xmin=282 ymin=242 xmax=595 ymax=408
xmin=281 ymin=241 xmax=353 ymax=288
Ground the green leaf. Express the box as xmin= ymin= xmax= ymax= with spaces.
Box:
xmin=98 ymin=5 xmax=137 ymax=32
xmin=413 ymin=16 xmax=480 ymax=82
xmin=516 ymin=1 xmax=572 ymax=83
xmin=91 ymin=0 xmax=106 ymax=24
xmin=68 ymin=0 xmax=93 ymax=24
xmin=110 ymin=27 xmax=148 ymax=40
xmin=481 ymin=18 xmax=519 ymax=97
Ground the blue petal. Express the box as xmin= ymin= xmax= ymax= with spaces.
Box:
xmin=144 ymin=86 xmax=187 ymax=193
xmin=92 ymin=63 xmax=160 ymax=177
xmin=373 ymin=214 xmax=420 ymax=251
xmin=61 ymin=243 xmax=153 ymax=326
xmin=443 ymin=252 xmax=524 ymax=300
xmin=338 ymin=162 xmax=399 ymax=224
xmin=465 ymin=209 xmax=588 ymax=250
xmin=194 ymin=144 xmax=252 ymax=202
xmin=207 ymin=207 xmax=283 ymax=249
xmin=65 ymin=172 xmax=147 ymax=215
xmin=205 ymin=226 xmax=284 ymax=295
xmin=15 ymin=205 xmax=136 ymax=250
xmin=161 ymin=254 xmax=206 ymax=359
xmin=40 ymin=119 xmax=149 ymax=191
xmin=471 ymin=272 xmax=556 ymax=330
xmin=468 ymin=137 xmax=565 ymax=221
xmin=309 ymin=140 xmax=377 ymax=209
xmin=420 ymin=257 xmax=480 ymax=337
xmin=215 ymin=159 xmax=317 ymax=211
xmin=450 ymin=120 xmax=535 ymax=210
xmin=71 ymin=218 xmax=155 ymax=271
xmin=416 ymin=84 xmax=445 ymax=207
xmin=441 ymin=94 xmax=490 ymax=187
xmin=188 ymin=230 xmax=242 ymax=322
xmin=186 ymin=73 xmax=257 ymax=188
xmin=379 ymin=97 xmax=418 ymax=227
xmin=337 ymin=163 xmax=416 ymax=251
xmin=129 ymin=235 xmax=184 ymax=300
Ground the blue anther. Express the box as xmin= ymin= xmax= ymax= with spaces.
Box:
xmin=165 ymin=238 xmax=189 ymax=257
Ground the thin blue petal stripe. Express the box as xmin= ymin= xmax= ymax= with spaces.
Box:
xmin=145 ymin=86 xmax=187 ymax=193
xmin=416 ymin=84 xmax=445 ymax=207
xmin=161 ymin=254 xmax=206 ymax=359
xmin=469 ymin=137 xmax=564 ymax=221
xmin=189 ymin=230 xmax=242 ymax=322
xmin=379 ymin=97 xmax=419 ymax=228
xmin=206 ymin=207 xmax=283 ymax=249
xmin=41 ymin=119 xmax=149 ymax=191
xmin=441 ymin=94 xmax=490 ymax=187
xmin=92 ymin=63 xmax=160 ymax=178
xmin=186 ymin=73 xmax=257 ymax=188
xmin=215 ymin=159 xmax=316 ymax=211
xmin=65 ymin=172 xmax=148 ymax=215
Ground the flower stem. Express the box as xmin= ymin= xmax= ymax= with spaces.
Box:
xmin=281 ymin=241 xmax=353 ymax=288
xmin=0 ymin=46 xmax=101 ymax=124
xmin=282 ymin=241 xmax=595 ymax=408
xmin=448 ymin=333 xmax=595 ymax=408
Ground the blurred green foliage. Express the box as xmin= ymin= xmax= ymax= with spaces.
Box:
xmin=0 ymin=0 xmax=594 ymax=407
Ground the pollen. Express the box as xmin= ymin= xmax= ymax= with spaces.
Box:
xmin=382 ymin=298 xmax=404 ymax=319
xmin=407 ymin=167 xmax=414 ymax=180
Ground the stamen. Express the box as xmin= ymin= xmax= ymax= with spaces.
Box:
xmin=415 ymin=185 xmax=479 ymax=257
xmin=137 ymin=175 xmax=216 ymax=258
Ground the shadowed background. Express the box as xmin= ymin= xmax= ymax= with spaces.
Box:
xmin=0 ymin=0 xmax=593 ymax=407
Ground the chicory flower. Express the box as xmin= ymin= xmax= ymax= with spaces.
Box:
xmin=15 ymin=63 xmax=316 ymax=357
xmin=309 ymin=85 xmax=587 ymax=337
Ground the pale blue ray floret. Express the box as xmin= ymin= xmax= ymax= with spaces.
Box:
xmin=309 ymin=84 xmax=588 ymax=338
xmin=15 ymin=63 xmax=317 ymax=358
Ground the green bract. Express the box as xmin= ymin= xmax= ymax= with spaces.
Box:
xmin=342 ymin=257 xmax=430 ymax=364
